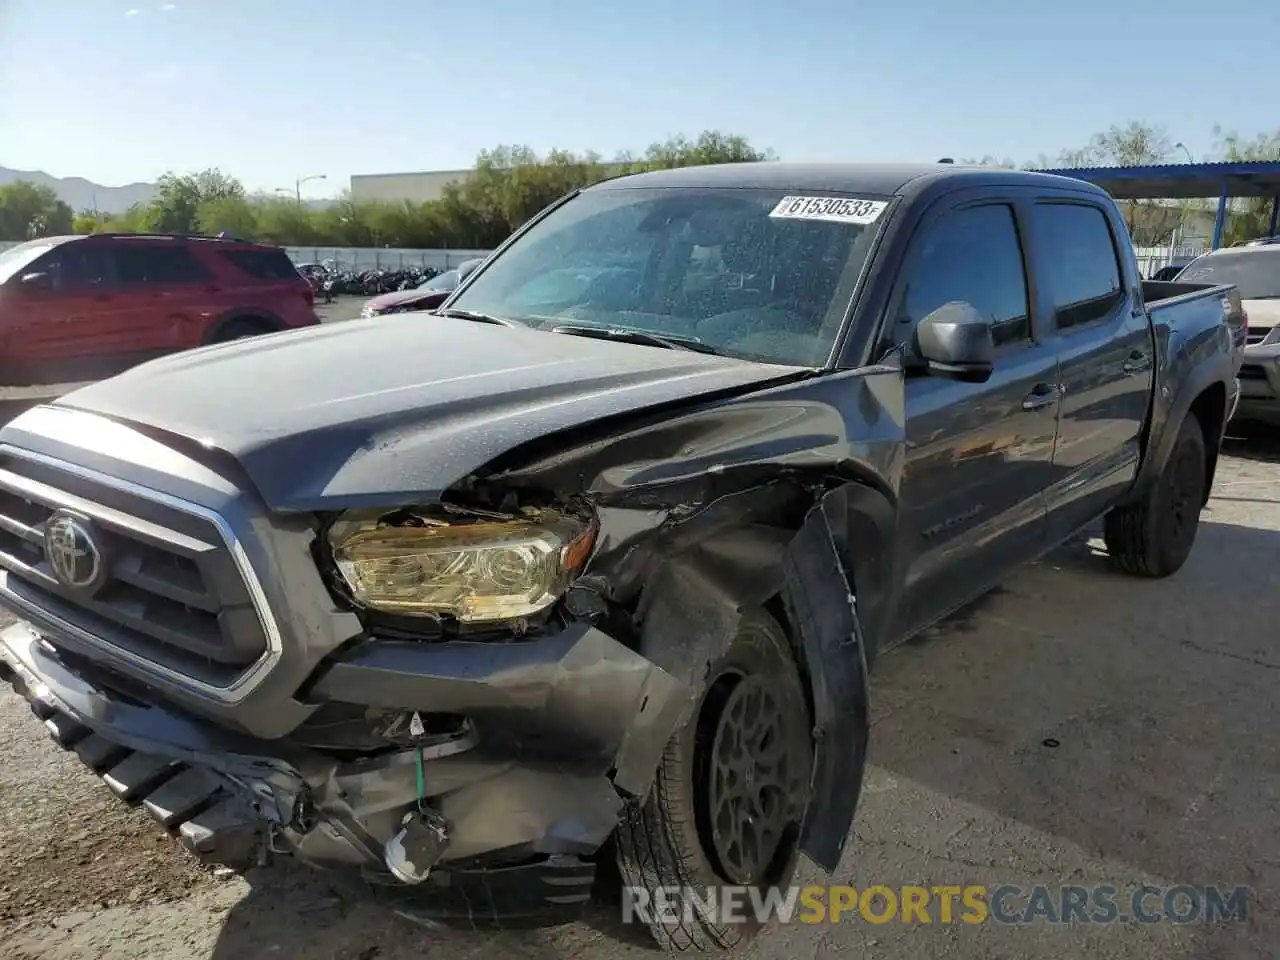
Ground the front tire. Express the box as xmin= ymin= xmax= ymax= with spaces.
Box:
xmin=614 ymin=608 xmax=814 ymax=952
xmin=1104 ymin=414 xmax=1208 ymax=577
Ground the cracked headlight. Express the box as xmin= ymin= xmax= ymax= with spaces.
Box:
xmin=330 ymin=513 xmax=596 ymax=622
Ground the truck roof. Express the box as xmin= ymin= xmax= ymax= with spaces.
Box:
xmin=592 ymin=161 xmax=1105 ymax=200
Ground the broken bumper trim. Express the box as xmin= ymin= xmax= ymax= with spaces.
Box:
xmin=0 ymin=618 xmax=690 ymax=903
xmin=306 ymin=621 xmax=691 ymax=796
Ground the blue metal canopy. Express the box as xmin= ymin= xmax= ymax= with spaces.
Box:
xmin=1028 ymin=160 xmax=1280 ymax=249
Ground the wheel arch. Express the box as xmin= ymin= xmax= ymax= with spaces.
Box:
xmin=202 ymin=309 xmax=285 ymax=345
xmin=625 ymin=477 xmax=893 ymax=871
xmin=1137 ymin=366 xmax=1230 ymax=504
xmin=1188 ymin=380 xmax=1227 ymax=505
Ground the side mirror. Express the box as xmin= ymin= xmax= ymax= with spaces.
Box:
xmin=915 ymin=302 xmax=995 ymax=383
xmin=19 ymin=271 xmax=53 ymax=291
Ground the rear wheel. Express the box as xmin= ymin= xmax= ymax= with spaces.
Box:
xmin=214 ymin=318 xmax=274 ymax=342
xmin=1104 ymin=414 xmax=1208 ymax=577
xmin=614 ymin=608 xmax=814 ymax=952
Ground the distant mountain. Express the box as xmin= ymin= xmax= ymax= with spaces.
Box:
xmin=0 ymin=166 xmax=157 ymax=214
xmin=0 ymin=167 xmax=340 ymax=215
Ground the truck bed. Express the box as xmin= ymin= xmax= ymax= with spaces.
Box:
xmin=1143 ymin=279 xmax=1247 ymax=357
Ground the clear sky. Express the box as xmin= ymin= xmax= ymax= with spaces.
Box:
xmin=2 ymin=0 xmax=1277 ymax=198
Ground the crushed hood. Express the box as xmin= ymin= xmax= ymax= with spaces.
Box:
xmin=53 ymin=316 xmax=808 ymax=512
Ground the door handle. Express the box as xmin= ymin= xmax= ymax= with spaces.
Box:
xmin=1122 ymin=350 xmax=1152 ymax=374
xmin=1021 ymin=383 xmax=1061 ymax=412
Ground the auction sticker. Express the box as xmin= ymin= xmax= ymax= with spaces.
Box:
xmin=769 ymin=196 xmax=888 ymax=225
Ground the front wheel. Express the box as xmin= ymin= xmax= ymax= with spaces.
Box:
xmin=1103 ymin=414 xmax=1208 ymax=577
xmin=614 ymin=608 xmax=814 ymax=952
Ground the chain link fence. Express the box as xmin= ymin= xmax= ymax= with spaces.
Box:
xmin=283 ymin=247 xmax=492 ymax=271
xmin=1134 ymin=243 xmax=1207 ymax=278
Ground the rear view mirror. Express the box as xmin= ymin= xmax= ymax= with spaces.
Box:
xmin=916 ymin=302 xmax=994 ymax=383
xmin=19 ymin=271 xmax=53 ymax=291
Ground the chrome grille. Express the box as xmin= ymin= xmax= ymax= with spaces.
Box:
xmin=0 ymin=451 xmax=268 ymax=689
xmin=1246 ymin=326 xmax=1271 ymax=346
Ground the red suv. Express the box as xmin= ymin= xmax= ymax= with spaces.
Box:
xmin=0 ymin=233 xmax=320 ymax=394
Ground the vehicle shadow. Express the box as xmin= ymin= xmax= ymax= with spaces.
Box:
xmin=207 ymin=863 xmax=622 ymax=960
xmin=866 ymin=517 xmax=1280 ymax=956
xmin=1222 ymin=424 xmax=1280 ymax=463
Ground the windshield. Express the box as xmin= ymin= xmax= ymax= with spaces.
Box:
xmin=447 ymin=187 xmax=887 ymax=365
xmin=1178 ymin=249 xmax=1280 ymax=300
xmin=419 ymin=270 xmax=459 ymax=292
xmin=0 ymin=239 xmax=61 ymax=285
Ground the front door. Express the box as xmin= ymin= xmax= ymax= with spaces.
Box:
xmin=3 ymin=241 xmax=126 ymax=386
xmin=889 ymin=199 xmax=1061 ymax=642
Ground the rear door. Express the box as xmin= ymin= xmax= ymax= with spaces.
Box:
xmin=889 ymin=194 xmax=1061 ymax=641
xmin=112 ymin=243 xmax=219 ymax=353
xmin=1025 ymin=200 xmax=1154 ymax=541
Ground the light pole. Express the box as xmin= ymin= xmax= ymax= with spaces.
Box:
xmin=296 ymin=174 xmax=327 ymax=206
xmin=1171 ymin=143 xmax=1195 ymax=257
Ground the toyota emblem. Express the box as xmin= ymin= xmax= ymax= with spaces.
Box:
xmin=44 ymin=512 xmax=106 ymax=592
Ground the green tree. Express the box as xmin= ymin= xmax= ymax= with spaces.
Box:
xmin=1039 ymin=122 xmax=1184 ymax=244
xmin=148 ymin=169 xmax=246 ymax=234
xmin=72 ymin=209 xmax=114 ymax=234
xmin=1214 ymin=126 xmax=1280 ymax=245
xmin=0 ymin=181 xmax=75 ymax=241
xmin=196 ymin=195 xmax=259 ymax=237
xmin=958 ymin=155 xmax=1018 ymax=168
xmin=628 ymin=131 xmax=773 ymax=171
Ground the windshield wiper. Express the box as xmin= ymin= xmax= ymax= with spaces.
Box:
xmin=435 ymin=308 xmax=520 ymax=327
xmin=548 ymin=324 xmax=722 ymax=354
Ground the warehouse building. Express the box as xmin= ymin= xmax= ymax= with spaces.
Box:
xmin=349 ymin=169 xmax=475 ymax=204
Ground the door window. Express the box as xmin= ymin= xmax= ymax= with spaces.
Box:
xmin=114 ymin=245 xmax=212 ymax=285
xmin=894 ymin=204 xmax=1031 ymax=350
xmin=53 ymin=245 xmax=113 ymax=291
xmin=1030 ymin=203 xmax=1124 ymax=329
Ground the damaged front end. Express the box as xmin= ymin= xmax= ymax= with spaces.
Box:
xmin=0 ymin=365 xmax=900 ymax=916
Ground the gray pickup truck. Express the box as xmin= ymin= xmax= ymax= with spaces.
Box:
xmin=0 ymin=164 xmax=1244 ymax=951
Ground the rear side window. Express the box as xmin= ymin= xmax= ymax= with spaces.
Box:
xmin=1031 ymin=203 xmax=1123 ymax=329
xmin=114 ymin=245 xmax=213 ymax=285
xmin=895 ymin=203 xmax=1031 ymax=349
xmin=218 ymin=248 xmax=301 ymax=281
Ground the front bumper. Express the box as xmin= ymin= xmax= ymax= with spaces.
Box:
xmin=0 ymin=617 xmax=690 ymax=913
xmin=1234 ymin=342 xmax=1280 ymax=424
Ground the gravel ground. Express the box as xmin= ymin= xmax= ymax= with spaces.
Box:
xmin=1 ymin=426 xmax=1277 ymax=959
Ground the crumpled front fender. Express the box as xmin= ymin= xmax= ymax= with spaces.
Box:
xmin=783 ymin=496 xmax=870 ymax=872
